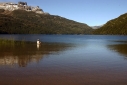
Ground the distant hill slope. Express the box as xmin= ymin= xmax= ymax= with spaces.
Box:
xmin=0 ymin=9 xmax=93 ymax=34
xmin=91 ymin=26 xmax=102 ymax=29
xmin=93 ymin=13 xmax=127 ymax=35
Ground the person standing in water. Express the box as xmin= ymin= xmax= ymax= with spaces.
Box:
xmin=37 ymin=39 xmax=41 ymax=45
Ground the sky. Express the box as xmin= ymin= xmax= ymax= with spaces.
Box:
xmin=1 ymin=0 xmax=127 ymax=26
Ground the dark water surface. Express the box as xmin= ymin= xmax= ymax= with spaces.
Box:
xmin=0 ymin=35 xmax=127 ymax=85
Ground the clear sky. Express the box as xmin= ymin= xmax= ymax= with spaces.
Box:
xmin=1 ymin=0 xmax=127 ymax=26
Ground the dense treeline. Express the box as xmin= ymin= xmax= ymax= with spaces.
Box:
xmin=0 ymin=9 xmax=92 ymax=34
xmin=93 ymin=13 xmax=127 ymax=35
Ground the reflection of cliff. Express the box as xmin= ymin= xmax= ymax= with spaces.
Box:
xmin=0 ymin=55 xmax=42 ymax=67
xmin=0 ymin=42 xmax=71 ymax=67
xmin=108 ymin=44 xmax=127 ymax=57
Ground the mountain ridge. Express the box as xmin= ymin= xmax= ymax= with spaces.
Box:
xmin=93 ymin=13 xmax=127 ymax=35
xmin=0 ymin=9 xmax=93 ymax=34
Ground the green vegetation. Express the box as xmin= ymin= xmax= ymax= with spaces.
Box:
xmin=93 ymin=13 xmax=127 ymax=35
xmin=0 ymin=39 xmax=14 ymax=46
xmin=0 ymin=9 xmax=92 ymax=34
xmin=0 ymin=39 xmax=26 ymax=46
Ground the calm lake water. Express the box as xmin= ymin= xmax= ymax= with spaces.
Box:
xmin=0 ymin=35 xmax=127 ymax=85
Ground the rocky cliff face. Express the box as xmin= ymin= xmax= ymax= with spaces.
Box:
xmin=0 ymin=1 xmax=49 ymax=14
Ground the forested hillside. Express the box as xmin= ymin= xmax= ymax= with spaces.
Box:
xmin=93 ymin=13 xmax=127 ymax=35
xmin=0 ymin=9 xmax=92 ymax=34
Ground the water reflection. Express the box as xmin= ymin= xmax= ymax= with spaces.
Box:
xmin=0 ymin=42 xmax=72 ymax=67
xmin=37 ymin=44 xmax=40 ymax=50
xmin=108 ymin=43 xmax=127 ymax=57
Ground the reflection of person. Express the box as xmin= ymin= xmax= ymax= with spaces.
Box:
xmin=37 ymin=44 xmax=40 ymax=50
xmin=37 ymin=39 xmax=41 ymax=45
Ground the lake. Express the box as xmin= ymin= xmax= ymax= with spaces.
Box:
xmin=0 ymin=34 xmax=127 ymax=85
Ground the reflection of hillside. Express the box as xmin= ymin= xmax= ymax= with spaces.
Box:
xmin=108 ymin=44 xmax=127 ymax=57
xmin=0 ymin=42 xmax=72 ymax=67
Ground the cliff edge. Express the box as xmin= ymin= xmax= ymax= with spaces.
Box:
xmin=0 ymin=1 xmax=49 ymax=14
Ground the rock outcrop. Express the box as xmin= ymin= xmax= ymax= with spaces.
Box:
xmin=0 ymin=1 xmax=48 ymax=14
